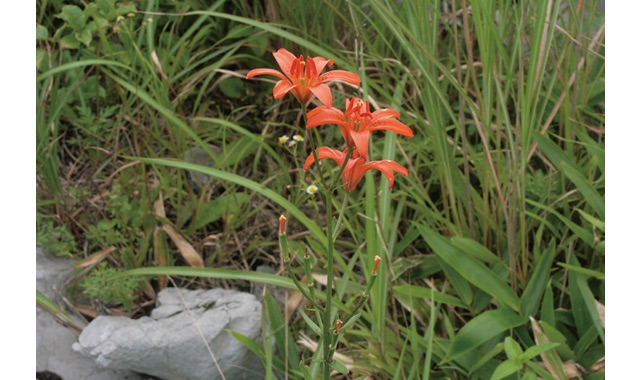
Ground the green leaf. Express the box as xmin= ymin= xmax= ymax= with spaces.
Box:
xmin=490 ymin=359 xmax=522 ymax=380
xmin=576 ymin=209 xmax=605 ymax=233
xmin=540 ymin=283 xmax=555 ymax=325
xmin=527 ymin=361 xmax=557 ymax=380
xmin=557 ymin=263 xmax=604 ymax=280
xmin=503 ymin=337 xmax=523 ymax=360
xmin=75 ymin=28 xmax=92 ymax=47
xmin=537 ymin=321 xmax=575 ymax=360
xmin=467 ymin=342 xmax=504 ymax=375
xmin=447 ymin=308 xmax=527 ymax=362
xmin=520 ymin=342 xmax=560 ymax=362
xmin=569 ymin=256 xmax=605 ymax=342
xmin=330 ymin=360 xmax=349 ymax=375
xmin=227 ymin=330 xmax=264 ymax=359
xmin=116 ymin=3 xmax=137 ymax=15
xmin=114 ymin=266 xmax=297 ymax=290
xmin=394 ymin=285 xmax=466 ymax=309
xmin=437 ymin=257 xmax=474 ymax=307
xmin=95 ymin=0 xmax=116 ymax=15
xmin=59 ymin=34 xmax=81 ymax=49
xmin=36 ymin=290 xmax=83 ymax=331
xmin=37 ymin=59 xmax=132 ymax=82
xmin=418 ymin=225 xmax=520 ymax=311
xmin=57 ymin=5 xmax=87 ymax=31
xmin=451 ymin=237 xmax=501 ymax=266
xmin=520 ymin=241 xmax=556 ymax=317
xmin=342 ymin=313 xmax=361 ymax=330
xmin=299 ymin=310 xmax=321 ymax=336
xmin=36 ymin=24 xmax=49 ymax=40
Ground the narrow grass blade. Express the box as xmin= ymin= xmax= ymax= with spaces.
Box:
xmin=36 ymin=290 xmax=83 ymax=331
xmin=394 ymin=285 xmax=466 ymax=309
xmin=520 ymin=241 xmax=556 ymax=317
xmin=113 ymin=266 xmax=296 ymax=290
xmin=36 ymin=59 xmax=132 ymax=81
xmin=557 ymin=263 xmax=605 ymax=280
xmin=227 ymin=329 xmax=265 ymax=360
xmin=490 ymin=359 xmax=522 ymax=380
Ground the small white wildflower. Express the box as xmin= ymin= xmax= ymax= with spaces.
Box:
xmin=293 ymin=134 xmax=304 ymax=142
xmin=306 ymin=185 xmax=319 ymax=195
xmin=278 ymin=135 xmax=289 ymax=144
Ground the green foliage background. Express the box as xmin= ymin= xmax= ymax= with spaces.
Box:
xmin=37 ymin=0 xmax=604 ymax=379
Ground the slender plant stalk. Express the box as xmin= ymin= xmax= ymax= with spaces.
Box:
xmin=321 ymin=188 xmax=335 ymax=379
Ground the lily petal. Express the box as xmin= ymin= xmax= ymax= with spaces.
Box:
xmin=371 ymin=108 xmax=401 ymax=119
xmin=312 ymin=56 xmax=333 ymax=73
xmin=362 ymin=160 xmax=409 ymax=189
xmin=272 ymin=48 xmax=297 ymax=78
xmin=273 ymin=81 xmax=299 ymax=99
xmin=319 ymin=70 xmax=362 ymax=85
xmin=370 ymin=118 xmax=414 ymax=137
xmin=307 ymin=106 xmax=345 ymax=128
xmin=350 ymin=131 xmax=371 ymax=160
xmin=309 ymin=83 xmax=333 ymax=107
xmin=246 ymin=68 xmax=289 ymax=82
xmin=303 ymin=146 xmax=345 ymax=170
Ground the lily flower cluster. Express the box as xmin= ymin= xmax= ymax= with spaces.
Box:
xmin=247 ymin=48 xmax=413 ymax=191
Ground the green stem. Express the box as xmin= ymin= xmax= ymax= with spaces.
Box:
xmin=322 ymin=188 xmax=335 ymax=380
xmin=332 ymin=191 xmax=351 ymax=240
xmin=303 ymin=248 xmax=316 ymax=299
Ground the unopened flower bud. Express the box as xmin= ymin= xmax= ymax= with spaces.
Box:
xmin=335 ymin=319 xmax=343 ymax=334
xmin=279 ymin=215 xmax=287 ymax=235
xmin=373 ymin=255 xmax=381 ymax=275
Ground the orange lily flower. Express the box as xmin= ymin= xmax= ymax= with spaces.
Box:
xmin=246 ymin=48 xmax=361 ymax=107
xmin=306 ymin=98 xmax=413 ymax=160
xmin=304 ymin=147 xmax=408 ymax=191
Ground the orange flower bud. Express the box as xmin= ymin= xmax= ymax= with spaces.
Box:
xmin=373 ymin=255 xmax=381 ymax=275
xmin=279 ymin=215 xmax=287 ymax=234
xmin=335 ymin=319 xmax=343 ymax=334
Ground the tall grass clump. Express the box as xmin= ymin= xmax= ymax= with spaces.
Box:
xmin=37 ymin=0 xmax=604 ymax=379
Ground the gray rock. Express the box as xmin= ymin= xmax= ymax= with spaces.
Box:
xmin=73 ymin=288 xmax=265 ymax=380
xmin=36 ymin=246 xmax=144 ymax=380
